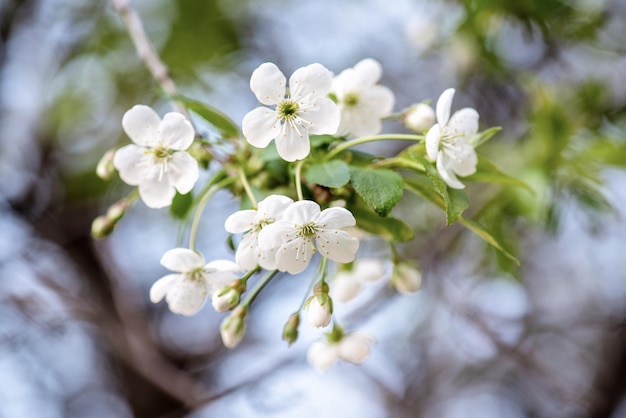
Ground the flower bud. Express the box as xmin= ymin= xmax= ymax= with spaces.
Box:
xmin=96 ymin=149 xmax=116 ymax=180
xmin=282 ymin=312 xmax=300 ymax=346
xmin=403 ymin=103 xmax=435 ymax=133
xmin=220 ymin=306 xmax=247 ymax=349
xmin=337 ymin=333 xmax=375 ymax=364
xmin=392 ymin=262 xmax=422 ymax=294
xmin=91 ymin=215 xmax=114 ymax=239
xmin=187 ymin=142 xmax=213 ymax=169
xmin=106 ymin=198 xmax=130 ymax=223
xmin=212 ymin=286 xmax=240 ymax=312
xmin=306 ymin=295 xmax=332 ymax=328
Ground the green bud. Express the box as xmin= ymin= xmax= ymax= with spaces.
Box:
xmin=91 ymin=215 xmax=114 ymax=239
xmin=282 ymin=312 xmax=300 ymax=346
xmin=96 ymin=149 xmax=116 ymax=180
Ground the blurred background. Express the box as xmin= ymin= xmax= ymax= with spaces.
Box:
xmin=2 ymin=0 xmax=626 ymax=417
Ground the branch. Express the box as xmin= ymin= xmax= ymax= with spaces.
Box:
xmin=110 ymin=0 xmax=191 ymax=119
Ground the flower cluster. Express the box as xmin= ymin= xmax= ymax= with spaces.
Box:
xmin=93 ymin=56 xmax=508 ymax=371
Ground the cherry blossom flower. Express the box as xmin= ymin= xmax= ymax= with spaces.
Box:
xmin=425 ymin=88 xmax=479 ymax=189
xmin=332 ymin=258 xmax=386 ymax=302
xmin=307 ymin=332 xmax=375 ymax=371
xmin=391 ymin=262 xmax=423 ymax=294
xmin=330 ymin=58 xmax=395 ymax=138
xmin=149 ymin=248 xmax=240 ymax=316
xmin=224 ymin=194 xmax=294 ymax=270
xmin=113 ymin=105 xmax=199 ymax=208
xmin=242 ymin=62 xmax=340 ymax=162
xmin=257 ymin=201 xmax=359 ymax=275
xmin=306 ymin=295 xmax=333 ymax=328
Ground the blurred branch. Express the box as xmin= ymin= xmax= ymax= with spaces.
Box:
xmin=110 ymin=0 xmax=192 ymax=120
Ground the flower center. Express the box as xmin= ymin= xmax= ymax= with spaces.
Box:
xmin=344 ymin=93 xmax=359 ymax=107
xmin=297 ymin=221 xmax=318 ymax=238
xmin=278 ymin=100 xmax=299 ymax=121
xmin=254 ymin=217 xmax=274 ymax=233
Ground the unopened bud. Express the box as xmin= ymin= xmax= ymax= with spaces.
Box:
xmin=282 ymin=312 xmax=300 ymax=346
xmin=96 ymin=149 xmax=116 ymax=180
xmin=106 ymin=198 xmax=130 ymax=223
xmin=403 ymin=103 xmax=435 ymax=133
xmin=392 ymin=262 xmax=423 ymax=294
xmin=212 ymin=286 xmax=241 ymax=312
xmin=220 ymin=306 xmax=247 ymax=349
xmin=91 ymin=215 xmax=114 ymax=239
xmin=306 ymin=295 xmax=333 ymax=328
xmin=188 ymin=142 xmax=213 ymax=169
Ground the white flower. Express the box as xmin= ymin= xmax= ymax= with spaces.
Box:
xmin=242 ymin=62 xmax=340 ymax=162
xmin=258 ymin=201 xmax=359 ymax=274
xmin=113 ymin=105 xmax=199 ymax=208
xmin=306 ymin=295 xmax=332 ymax=328
xmin=403 ymin=103 xmax=435 ymax=133
xmin=331 ymin=58 xmax=395 ymax=138
xmin=149 ymin=248 xmax=240 ymax=316
xmin=392 ymin=262 xmax=423 ymax=294
xmin=307 ymin=332 xmax=375 ymax=372
xmin=220 ymin=306 xmax=247 ymax=349
xmin=224 ymin=194 xmax=294 ymax=270
xmin=332 ymin=258 xmax=386 ymax=303
xmin=211 ymin=287 xmax=240 ymax=312
xmin=425 ymin=88 xmax=479 ymax=189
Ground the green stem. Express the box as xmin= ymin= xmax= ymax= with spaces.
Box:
xmin=241 ymin=269 xmax=279 ymax=308
xmin=239 ymin=167 xmax=258 ymax=208
xmin=297 ymin=257 xmax=328 ymax=311
xmin=189 ymin=176 xmax=235 ymax=251
xmin=241 ymin=265 xmax=260 ymax=285
xmin=325 ymin=134 xmax=424 ymax=161
xmin=294 ymin=159 xmax=305 ymax=201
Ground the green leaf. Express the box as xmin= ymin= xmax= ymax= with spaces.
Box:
xmin=470 ymin=126 xmax=501 ymax=148
xmin=310 ymin=134 xmax=338 ymax=148
xmin=350 ymin=206 xmax=415 ymax=242
xmin=411 ymin=154 xmax=468 ymax=225
xmin=349 ymin=166 xmax=403 ymax=217
xmin=466 ymin=157 xmax=533 ymax=192
xmin=175 ymin=95 xmax=239 ymax=138
xmin=305 ymin=160 xmax=350 ymax=188
xmin=458 ymin=216 xmax=520 ymax=266
xmin=170 ymin=191 xmax=194 ymax=220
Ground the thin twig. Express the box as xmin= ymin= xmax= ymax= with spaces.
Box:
xmin=110 ymin=0 xmax=191 ymax=120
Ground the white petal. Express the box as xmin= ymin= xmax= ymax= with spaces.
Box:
xmin=300 ymin=97 xmax=341 ymax=135
xmin=138 ymin=175 xmax=176 ymax=208
xmin=235 ymin=233 xmax=262 ymax=270
xmin=289 ymin=63 xmax=333 ymax=100
xmin=257 ymin=194 xmax=294 ymax=218
xmin=242 ymin=106 xmax=281 ymax=149
xmin=257 ymin=221 xmax=295 ymax=250
xmin=275 ymin=237 xmax=315 ymax=274
xmin=159 ymin=112 xmax=194 ymax=150
xmin=275 ymin=123 xmax=310 ymax=162
xmin=122 ymin=105 xmax=161 ymax=146
xmin=316 ymin=207 xmax=356 ymax=230
xmin=113 ymin=144 xmax=148 ymax=186
xmin=425 ymin=124 xmax=441 ymax=161
xmin=437 ymin=152 xmax=465 ymax=189
xmin=149 ymin=274 xmax=181 ymax=303
xmin=447 ymin=142 xmax=478 ymax=177
xmin=446 ymin=107 xmax=479 ymax=139
xmin=332 ymin=274 xmax=361 ymax=303
xmin=353 ymin=58 xmax=383 ymax=85
xmin=283 ymin=200 xmax=320 ymax=224
xmin=205 ymin=259 xmax=241 ymax=273
xmin=168 ymin=152 xmax=199 ymax=194
xmin=307 ymin=341 xmax=339 ymax=371
xmin=250 ymin=62 xmax=286 ymax=105
xmin=204 ymin=271 xmax=239 ymax=294
xmin=338 ymin=333 xmax=375 ymax=364
xmin=160 ymin=248 xmax=204 ymax=272
xmin=360 ymin=85 xmax=395 ymax=117
xmin=225 ymin=210 xmax=257 ymax=234
xmin=256 ymin=246 xmax=279 ymax=270
xmin=316 ymin=230 xmax=359 ymax=263
xmin=436 ymin=88 xmax=455 ymax=127
xmin=165 ymin=279 xmax=208 ymax=316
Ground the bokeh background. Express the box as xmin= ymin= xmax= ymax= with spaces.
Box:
xmin=2 ymin=0 xmax=626 ymax=417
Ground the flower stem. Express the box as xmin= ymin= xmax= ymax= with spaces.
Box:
xmin=325 ymin=134 xmax=424 ymax=161
xmin=294 ymin=159 xmax=305 ymax=201
xmin=189 ymin=175 xmax=235 ymax=251
xmin=238 ymin=167 xmax=258 ymax=208
xmin=298 ymin=257 xmax=328 ymax=312
xmin=241 ymin=265 xmax=261 ymax=285
xmin=241 ymin=269 xmax=279 ymax=308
